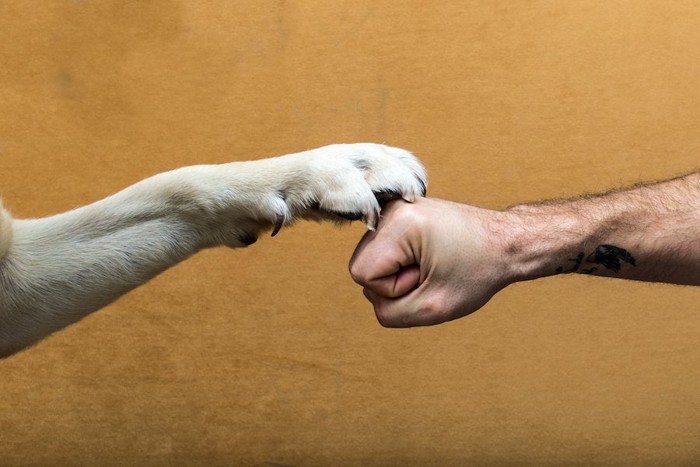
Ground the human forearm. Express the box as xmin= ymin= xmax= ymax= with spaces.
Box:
xmin=350 ymin=172 xmax=698 ymax=328
xmin=501 ymin=171 xmax=700 ymax=285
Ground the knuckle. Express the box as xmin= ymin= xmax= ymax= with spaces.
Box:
xmin=375 ymin=304 xmax=410 ymax=329
xmin=388 ymin=202 xmax=427 ymax=230
xmin=374 ymin=309 xmax=394 ymax=328
xmin=348 ymin=263 xmax=364 ymax=284
xmin=417 ymin=295 xmax=448 ymax=325
xmin=350 ymin=270 xmax=363 ymax=285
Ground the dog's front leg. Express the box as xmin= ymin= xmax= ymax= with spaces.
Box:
xmin=0 ymin=143 xmax=426 ymax=356
xmin=0 ymin=170 xmax=216 ymax=356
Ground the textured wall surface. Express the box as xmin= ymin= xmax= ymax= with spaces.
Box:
xmin=1 ymin=1 xmax=699 ymax=465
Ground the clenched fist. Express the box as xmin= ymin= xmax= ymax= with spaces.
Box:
xmin=349 ymin=198 xmax=515 ymax=327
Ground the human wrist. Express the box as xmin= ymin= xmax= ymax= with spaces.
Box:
xmin=496 ymin=202 xmax=604 ymax=283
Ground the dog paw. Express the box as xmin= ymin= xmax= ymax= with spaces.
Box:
xmin=208 ymin=143 xmax=427 ymax=247
xmin=278 ymin=143 xmax=427 ymax=233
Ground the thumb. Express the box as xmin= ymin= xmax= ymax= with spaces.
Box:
xmin=363 ymin=286 xmax=434 ymax=328
xmin=363 ymin=264 xmax=421 ymax=298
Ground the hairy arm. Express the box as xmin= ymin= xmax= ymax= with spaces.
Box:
xmin=350 ymin=171 xmax=699 ymax=327
xmin=504 ymin=171 xmax=700 ymax=285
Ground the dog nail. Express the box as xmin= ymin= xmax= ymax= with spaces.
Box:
xmin=363 ymin=208 xmax=379 ymax=230
xmin=416 ymin=177 xmax=427 ymax=196
xmin=271 ymin=213 xmax=284 ymax=237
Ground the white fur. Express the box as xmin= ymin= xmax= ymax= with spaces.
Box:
xmin=0 ymin=143 xmax=426 ymax=357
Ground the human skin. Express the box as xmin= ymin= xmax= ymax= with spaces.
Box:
xmin=349 ymin=171 xmax=700 ymax=327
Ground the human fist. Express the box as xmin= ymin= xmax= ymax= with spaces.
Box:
xmin=349 ymin=198 xmax=514 ymax=327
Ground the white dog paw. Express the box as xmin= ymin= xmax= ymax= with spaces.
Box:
xmin=211 ymin=143 xmax=427 ymax=248
xmin=280 ymin=143 xmax=427 ymax=232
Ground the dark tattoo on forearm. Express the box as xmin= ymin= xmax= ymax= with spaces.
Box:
xmin=555 ymin=244 xmax=636 ymax=275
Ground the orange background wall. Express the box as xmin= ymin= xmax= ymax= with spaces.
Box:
xmin=1 ymin=1 xmax=699 ymax=465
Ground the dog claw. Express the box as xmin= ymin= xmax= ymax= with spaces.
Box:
xmin=271 ymin=213 xmax=284 ymax=237
xmin=363 ymin=208 xmax=380 ymax=231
